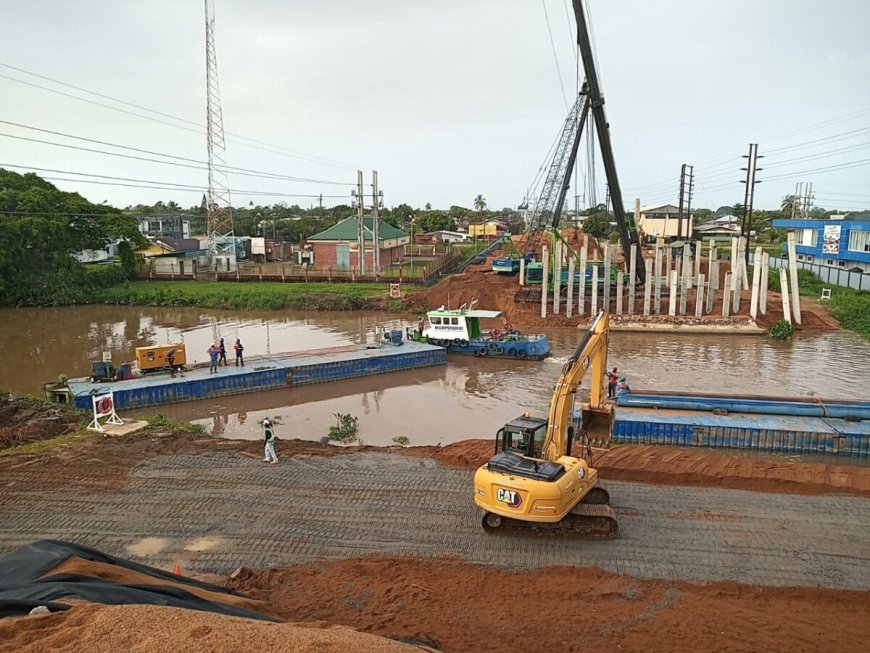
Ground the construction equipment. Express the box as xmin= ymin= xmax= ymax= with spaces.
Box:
xmin=473 ymin=311 xmax=618 ymax=537
xmin=135 ymin=344 xmax=186 ymax=373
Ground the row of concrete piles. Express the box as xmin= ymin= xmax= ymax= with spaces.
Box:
xmin=521 ymin=231 xmax=804 ymax=325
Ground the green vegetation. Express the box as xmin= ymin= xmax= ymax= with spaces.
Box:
xmin=96 ymin=281 xmax=410 ymax=311
xmin=327 ymin=412 xmax=360 ymax=444
xmin=392 ymin=436 xmax=411 ymax=446
xmin=146 ymin=413 xmax=208 ymax=435
xmin=0 ymin=169 xmax=145 ymax=306
xmin=768 ymin=319 xmax=794 ymax=340
xmin=0 ymin=430 xmax=96 ymax=458
xmin=768 ymin=268 xmax=870 ymax=339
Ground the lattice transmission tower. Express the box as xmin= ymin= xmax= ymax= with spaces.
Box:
xmin=204 ymin=0 xmax=236 ymax=266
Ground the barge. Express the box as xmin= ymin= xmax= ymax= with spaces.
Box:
xmin=46 ymin=341 xmax=446 ymax=411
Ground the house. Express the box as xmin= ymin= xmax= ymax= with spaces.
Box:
xmin=416 ymin=230 xmax=470 ymax=245
xmin=467 ymin=221 xmax=505 ymax=241
xmin=693 ymin=222 xmax=742 ymax=242
xmin=306 ymin=216 xmax=408 ymax=270
xmin=713 ymin=215 xmax=740 ymax=225
xmin=137 ymin=215 xmax=190 ymax=241
xmin=139 ymin=237 xmax=206 ymax=276
xmin=772 ymin=214 xmax=870 ymax=273
xmin=637 ymin=204 xmax=693 ymax=240
xmin=250 ymin=237 xmax=291 ymax=262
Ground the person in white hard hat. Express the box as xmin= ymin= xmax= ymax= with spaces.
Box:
xmin=263 ymin=419 xmax=278 ymax=464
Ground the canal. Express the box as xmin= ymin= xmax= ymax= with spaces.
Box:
xmin=1 ymin=306 xmax=868 ymax=446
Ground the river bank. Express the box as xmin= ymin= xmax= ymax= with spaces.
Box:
xmin=0 ymin=427 xmax=868 ymax=653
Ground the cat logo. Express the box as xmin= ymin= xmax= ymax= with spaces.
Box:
xmin=496 ymin=488 xmax=523 ymax=508
xmin=582 ymin=356 xmax=590 ymax=370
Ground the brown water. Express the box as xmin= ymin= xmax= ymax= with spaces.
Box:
xmin=1 ymin=306 xmax=868 ymax=446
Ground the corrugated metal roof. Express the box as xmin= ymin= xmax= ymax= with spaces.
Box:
xmin=307 ymin=217 xmax=407 ymax=242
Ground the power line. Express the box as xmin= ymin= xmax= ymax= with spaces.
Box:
xmin=0 ymin=119 xmax=348 ymax=184
xmin=0 ymin=131 xmax=351 ymax=186
xmin=0 ymin=163 xmax=349 ymax=198
xmin=0 ymin=62 xmax=358 ymax=169
xmin=764 ymin=141 xmax=870 ymax=168
xmin=541 ymin=0 xmax=569 ymax=111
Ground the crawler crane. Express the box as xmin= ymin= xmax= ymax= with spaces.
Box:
xmin=473 ymin=311 xmax=618 ymax=537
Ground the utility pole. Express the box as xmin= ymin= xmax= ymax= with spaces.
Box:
xmin=371 ymin=171 xmax=382 ymax=275
xmin=740 ymin=143 xmax=763 ymax=267
xmin=318 ymin=194 xmax=323 ymax=212
xmin=677 ymin=164 xmax=695 ymax=241
xmin=355 ymin=170 xmax=365 ymax=275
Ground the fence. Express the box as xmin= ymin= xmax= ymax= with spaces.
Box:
xmin=139 ymin=252 xmax=460 ymax=287
xmin=749 ymin=253 xmax=870 ymax=292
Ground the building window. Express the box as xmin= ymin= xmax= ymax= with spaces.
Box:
xmin=825 ymin=259 xmax=834 ymax=266
xmin=848 ymin=229 xmax=870 ymax=253
xmin=838 ymin=261 xmax=846 ymax=267
xmin=795 ymin=228 xmax=818 ymax=247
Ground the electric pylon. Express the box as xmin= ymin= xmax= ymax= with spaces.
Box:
xmin=205 ymin=0 xmax=236 ymax=267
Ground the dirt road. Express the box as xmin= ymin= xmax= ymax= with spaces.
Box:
xmin=1 ymin=447 xmax=867 ymax=590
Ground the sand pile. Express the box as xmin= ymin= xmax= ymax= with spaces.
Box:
xmin=0 ymin=602 xmax=425 ymax=653
xmin=230 ymin=556 xmax=870 ymax=653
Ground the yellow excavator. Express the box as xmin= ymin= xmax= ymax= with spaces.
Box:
xmin=473 ymin=311 xmax=618 ymax=538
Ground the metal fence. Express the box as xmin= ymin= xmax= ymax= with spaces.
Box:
xmin=749 ymin=253 xmax=870 ymax=292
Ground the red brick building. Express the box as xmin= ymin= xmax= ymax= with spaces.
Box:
xmin=306 ymin=217 xmax=409 ymax=270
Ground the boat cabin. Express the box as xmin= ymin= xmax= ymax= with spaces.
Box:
xmin=423 ymin=304 xmax=502 ymax=342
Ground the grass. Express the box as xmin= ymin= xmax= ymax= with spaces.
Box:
xmin=146 ymin=413 xmax=208 ymax=435
xmin=95 ymin=281 xmax=420 ymax=311
xmin=768 ymin=268 xmax=870 ymax=339
xmin=0 ymin=430 xmax=96 ymax=458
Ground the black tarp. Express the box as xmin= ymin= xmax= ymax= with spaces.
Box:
xmin=0 ymin=540 xmax=277 ymax=621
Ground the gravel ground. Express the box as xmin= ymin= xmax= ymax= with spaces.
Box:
xmin=1 ymin=451 xmax=867 ymax=589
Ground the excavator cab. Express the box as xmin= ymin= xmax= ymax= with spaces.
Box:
xmin=496 ymin=416 xmax=548 ymax=458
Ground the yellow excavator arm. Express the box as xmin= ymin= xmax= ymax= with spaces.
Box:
xmin=542 ymin=311 xmax=610 ymax=461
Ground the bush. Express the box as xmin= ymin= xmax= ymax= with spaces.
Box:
xmin=768 ymin=319 xmax=794 ymax=340
xmin=327 ymin=412 xmax=360 ymax=444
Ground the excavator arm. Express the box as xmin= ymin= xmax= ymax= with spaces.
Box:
xmin=542 ymin=311 xmax=610 ymax=461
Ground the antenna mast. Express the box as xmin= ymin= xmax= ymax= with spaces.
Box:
xmin=205 ymin=0 xmax=236 ymax=268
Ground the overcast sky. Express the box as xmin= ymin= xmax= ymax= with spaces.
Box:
xmin=3 ymin=0 xmax=869 ymax=213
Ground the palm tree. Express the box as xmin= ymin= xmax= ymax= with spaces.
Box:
xmin=473 ymin=194 xmax=487 ymax=214
xmin=780 ymin=194 xmax=797 ymax=218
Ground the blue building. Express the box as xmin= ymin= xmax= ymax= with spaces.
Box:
xmin=772 ymin=213 xmax=870 ymax=274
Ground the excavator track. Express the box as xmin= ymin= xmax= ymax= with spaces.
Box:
xmin=481 ymin=503 xmax=619 ymax=539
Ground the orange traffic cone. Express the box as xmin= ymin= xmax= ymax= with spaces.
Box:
xmin=174 ymin=564 xmax=182 ymax=576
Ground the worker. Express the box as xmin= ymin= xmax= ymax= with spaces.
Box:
xmin=234 ymin=338 xmax=244 ymax=366
xmin=167 ymin=349 xmax=177 ymax=378
xmin=218 ymin=337 xmax=227 ymax=366
xmin=262 ymin=418 xmax=278 ymax=464
xmin=417 ymin=316 xmax=425 ymax=337
xmin=617 ymin=377 xmax=631 ymax=396
xmin=607 ymin=367 xmax=619 ymax=399
xmin=208 ymin=343 xmax=219 ymax=373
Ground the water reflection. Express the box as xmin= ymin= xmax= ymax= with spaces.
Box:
xmin=1 ymin=305 xmax=868 ymax=447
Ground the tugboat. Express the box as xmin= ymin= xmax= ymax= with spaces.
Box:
xmin=418 ymin=301 xmax=550 ymax=360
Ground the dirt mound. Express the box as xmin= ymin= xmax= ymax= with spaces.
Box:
xmin=0 ymin=395 xmax=80 ymax=451
xmin=403 ymin=440 xmax=870 ymax=497
xmin=0 ymin=602 xmax=423 ymax=653
xmin=229 ymin=556 xmax=870 ymax=653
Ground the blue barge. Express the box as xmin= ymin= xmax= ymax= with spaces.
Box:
xmin=64 ymin=341 xmax=446 ymax=411
xmin=613 ymin=392 xmax=870 ymax=457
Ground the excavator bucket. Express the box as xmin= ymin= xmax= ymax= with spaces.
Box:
xmin=580 ymin=403 xmax=614 ymax=447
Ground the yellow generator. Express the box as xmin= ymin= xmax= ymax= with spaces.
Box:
xmin=135 ymin=344 xmax=186 ymax=373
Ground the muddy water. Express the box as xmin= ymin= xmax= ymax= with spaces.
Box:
xmin=1 ymin=306 xmax=868 ymax=446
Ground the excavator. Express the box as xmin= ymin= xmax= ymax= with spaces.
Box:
xmin=473 ymin=311 xmax=618 ymax=538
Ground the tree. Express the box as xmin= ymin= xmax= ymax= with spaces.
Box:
xmin=473 ymin=194 xmax=487 ymax=214
xmin=582 ymin=212 xmax=610 ymax=238
xmin=424 ymin=202 xmax=432 ymax=210
xmin=780 ymin=195 xmax=797 ymax=218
